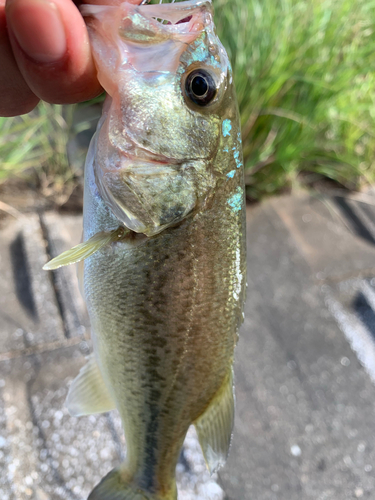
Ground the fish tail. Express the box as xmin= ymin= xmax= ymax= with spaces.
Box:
xmin=88 ymin=467 xmax=176 ymax=500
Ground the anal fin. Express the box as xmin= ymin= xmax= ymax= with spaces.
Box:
xmin=66 ymin=353 xmax=116 ymax=416
xmin=194 ymin=367 xmax=235 ymax=474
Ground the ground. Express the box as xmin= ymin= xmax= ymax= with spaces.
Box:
xmin=0 ymin=190 xmax=375 ymax=499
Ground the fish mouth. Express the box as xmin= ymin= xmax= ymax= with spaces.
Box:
xmin=82 ymin=0 xmax=213 ymax=38
xmin=137 ymin=0 xmax=212 ymax=27
xmin=81 ymin=0 xmax=215 ymax=74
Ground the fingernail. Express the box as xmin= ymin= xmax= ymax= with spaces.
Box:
xmin=8 ymin=0 xmax=67 ymax=63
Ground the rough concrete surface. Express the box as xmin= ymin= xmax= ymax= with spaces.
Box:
xmin=220 ymin=194 xmax=375 ymax=500
xmin=1 ymin=191 xmax=375 ymax=499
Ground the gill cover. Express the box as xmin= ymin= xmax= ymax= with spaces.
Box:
xmin=82 ymin=0 xmax=231 ymax=236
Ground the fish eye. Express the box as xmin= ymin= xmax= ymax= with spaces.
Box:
xmin=185 ymin=69 xmax=216 ymax=106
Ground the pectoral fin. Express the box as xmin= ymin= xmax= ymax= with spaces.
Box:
xmin=194 ymin=368 xmax=235 ymax=474
xmin=43 ymin=227 xmax=128 ymax=270
xmin=66 ymin=354 xmax=116 ymax=416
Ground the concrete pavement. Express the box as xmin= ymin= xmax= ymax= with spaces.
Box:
xmin=1 ymin=191 xmax=375 ymax=499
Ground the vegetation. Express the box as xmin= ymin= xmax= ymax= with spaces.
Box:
xmin=0 ymin=103 xmax=70 ymax=180
xmin=1 ymin=0 xmax=374 ymax=201
xmin=215 ymin=0 xmax=375 ymax=198
xmin=0 ymin=102 xmax=97 ymax=205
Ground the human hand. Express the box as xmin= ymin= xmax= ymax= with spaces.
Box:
xmin=1 ymin=0 xmax=138 ymax=117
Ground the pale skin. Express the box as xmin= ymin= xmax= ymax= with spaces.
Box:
xmin=0 ymin=0 xmax=141 ymax=117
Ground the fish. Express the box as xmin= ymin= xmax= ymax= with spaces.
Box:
xmin=47 ymin=0 xmax=246 ymax=498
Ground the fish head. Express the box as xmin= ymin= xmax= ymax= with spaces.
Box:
xmin=83 ymin=0 xmax=240 ymax=236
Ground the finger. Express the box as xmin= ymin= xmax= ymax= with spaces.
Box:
xmin=0 ymin=1 xmax=39 ymax=116
xmin=6 ymin=0 xmax=102 ymax=105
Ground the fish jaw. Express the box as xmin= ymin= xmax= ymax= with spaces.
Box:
xmin=81 ymin=0 xmax=234 ymax=236
xmin=81 ymin=0 xmax=213 ymax=77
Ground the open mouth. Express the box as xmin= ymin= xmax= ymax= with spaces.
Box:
xmin=138 ymin=0 xmax=210 ymax=27
xmin=152 ymin=15 xmax=193 ymax=25
xmin=82 ymin=0 xmax=211 ymax=36
xmin=140 ymin=0 xmax=193 ymax=24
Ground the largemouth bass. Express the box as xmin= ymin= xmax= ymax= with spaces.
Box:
xmin=56 ymin=0 xmax=246 ymax=498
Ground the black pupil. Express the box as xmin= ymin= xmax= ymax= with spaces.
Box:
xmin=185 ymin=69 xmax=216 ymax=106
xmin=191 ymin=76 xmax=208 ymax=97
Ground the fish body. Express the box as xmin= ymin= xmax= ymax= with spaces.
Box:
xmin=67 ymin=1 xmax=246 ymax=498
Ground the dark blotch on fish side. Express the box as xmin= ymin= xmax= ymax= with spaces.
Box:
xmin=142 ymin=404 xmax=160 ymax=491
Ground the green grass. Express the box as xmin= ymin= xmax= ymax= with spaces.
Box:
xmin=0 ymin=103 xmax=74 ymax=190
xmin=1 ymin=0 xmax=374 ymax=201
xmin=214 ymin=0 xmax=375 ymax=198
xmin=0 ymin=102 xmax=95 ymax=203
